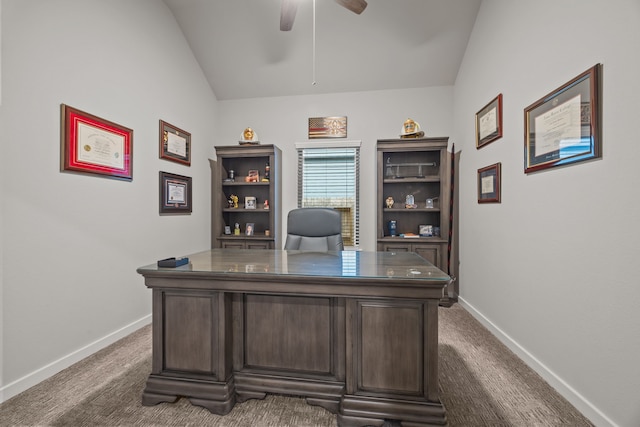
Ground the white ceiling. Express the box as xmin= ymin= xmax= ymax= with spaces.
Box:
xmin=163 ymin=0 xmax=482 ymax=101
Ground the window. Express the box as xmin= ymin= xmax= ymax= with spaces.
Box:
xmin=296 ymin=141 xmax=360 ymax=247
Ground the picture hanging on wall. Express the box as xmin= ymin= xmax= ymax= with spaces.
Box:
xmin=159 ymin=120 xmax=191 ymax=166
xmin=476 ymin=94 xmax=503 ymax=148
xmin=524 ymin=63 xmax=602 ymax=173
xmin=477 ymin=162 xmax=501 ymax=203
xmin=60 ymin=104 xmax=133 ymax=181
xmin=159 ymin=171 xmax=192 ymax=214
xmin=308 ymin=116 xmax=347 ymax=139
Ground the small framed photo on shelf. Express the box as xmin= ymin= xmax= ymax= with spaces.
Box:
xmin=159 ymin=120 xmax=191 ymax=166
xmin=477 ymin=163 xmax=501 ymax=203
xmin=159 ymin=171 xmax=192 ymax=214
xmin=245 ymin=223 xmax=255 ymax=236
xmin=245 ymin=196 xmax=256 ymax=209
xmin=419 ymin=225 xmax=434 ymax=237
xmin=476 ymin=94 xmax=503 ymax=149
xmin=246 ymin=170 xmax=260 ymax=182
xmin=524 ymin=64 xmax=602 ymax=173
xmin=60 ymin=104 xmax=133 ymax=181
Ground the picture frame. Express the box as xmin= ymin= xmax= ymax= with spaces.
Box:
xmin=60 ymin=104 xmax=133 ymax=181
xmin=524 ymin=64 xmax=602 ymax=174
xmin=246 ymin=170 xmax=260 ymax=182
xmin=245 ymin=223 xmax=255 ymax=236
xmin=419 ymin=224 xmax=434 ymax=237
xmin=476 ymin=94 xmax=503 ymax=148
xmin=308 ymin=116 xmax=347 ymax=139
xmin=159 ymin=120 xmax=191 ymax=166
xmin=159 ymin=171 xmax=192 ymax=214
xmin=477 ymin=163 xmax=501 ymax=203
xmin=245 ymin=196 xmax=256 ymax=209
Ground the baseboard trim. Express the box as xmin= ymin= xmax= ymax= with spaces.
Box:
xmin=457 ymin=297 xmax=618 ymax=427
xmin=0 ymin=314 xmax=152 ymax=404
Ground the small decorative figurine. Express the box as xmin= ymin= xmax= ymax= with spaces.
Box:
xmin=230 ymin=194 xmax=239 ymax=208
xmin=234 ymin=223 xmax=240 ymax=235
xmin=400 ymin=118 xmax=425 ymax=139
xmin=385 ymin=196 xmax=394 ymax=209
xmin=263 ymin=199 xmax=269 ymax=210
xmin=262 ymin=163 xmax=270 ymax=182
xmin=239 ymin=127 xmax=260 ymax=145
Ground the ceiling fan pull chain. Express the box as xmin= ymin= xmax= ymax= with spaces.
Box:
xmin=312 ymin=0 xmax=317 ymax=85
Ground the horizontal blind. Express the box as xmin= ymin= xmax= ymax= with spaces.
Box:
xmin=297 ymin=147 xmax=360 ymax=247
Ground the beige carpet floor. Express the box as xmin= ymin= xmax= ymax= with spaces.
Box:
xmin=0 ymin=304 xmax=594 ymax=426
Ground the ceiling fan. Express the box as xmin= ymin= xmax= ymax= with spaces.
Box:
xmin=280 ymin=0 xmax=367 ymax=31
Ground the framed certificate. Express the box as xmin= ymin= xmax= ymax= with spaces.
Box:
xmin=160 ymin=120 xmax=191 ymax=166
xmin=477 ymin=163 xmax=501 ymax=203
xmin=524 ymin=64 xmax=602 ymax=173
xmin=159 ymin=171 xmax=192 ymax=214
xmin=60 ymin=104 xmax=133 ymax=181
xmin=476 ymin=94 xmax=503 ymax=148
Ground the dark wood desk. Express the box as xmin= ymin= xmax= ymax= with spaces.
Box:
xmin=137 ymin=249 xmax=450 ymax=426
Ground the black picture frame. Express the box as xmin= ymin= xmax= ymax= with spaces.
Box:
xmin=524 ymin=64 xmax=602 ymax=173
xmin=159 ymin=171 xmax=192 ymax=214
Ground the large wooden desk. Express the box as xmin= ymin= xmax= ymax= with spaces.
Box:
xmin=137 ymin=249 xmax=450 ymax=426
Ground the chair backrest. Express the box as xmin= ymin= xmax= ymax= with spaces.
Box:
xmin=284 ymin=208 xmax=344 ymax=251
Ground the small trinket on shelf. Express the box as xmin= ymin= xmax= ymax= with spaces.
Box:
xmin=263 ymin=199 xmax=269 ymax=210
xmin=262 ymin=163 xmax=270 ymax=182
xmin=234 ymin=223 xmax=240 ymax=235
xmin=385 ymin=196 xmax=394 ymax=209
xmin=230 ymin=194 xmax=238 ymax=208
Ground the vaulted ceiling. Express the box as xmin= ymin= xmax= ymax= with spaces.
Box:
xmin=163 ymin=0 xmax=482 ymax=101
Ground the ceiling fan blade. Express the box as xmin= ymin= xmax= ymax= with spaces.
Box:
xmin=280 ymin=0 xmax=298 ymax=31
xmin=335 ymin=0 xmax=367 ymax=14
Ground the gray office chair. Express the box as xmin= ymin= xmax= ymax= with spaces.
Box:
xmin=284 ymin=208 xmax=344 ymax=251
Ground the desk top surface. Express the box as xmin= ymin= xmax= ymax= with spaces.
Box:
xmin=138 ymin=249 xmax=450 ymax=283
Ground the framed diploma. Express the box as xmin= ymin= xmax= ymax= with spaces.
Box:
xmin=476 ymin=94 xmax=503 ymax=148
xmin=60 ymin=104 xmax=133 ymax=181
xmin=477 ymin=163 xmax=501 ymax=203
xmin=159 ymin=120 xmax=191 ymax=166
xmin=524 ymin=64 xmax=602 ymax=174
xmin=159 ymin=171 xmax=192 ymax=214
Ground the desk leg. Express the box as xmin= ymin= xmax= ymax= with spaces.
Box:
xmin=141 ymin=289 xmax=236 ymax=415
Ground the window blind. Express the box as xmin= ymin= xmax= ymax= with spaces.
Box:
xmin=297 ymin=146 xmax=360 ymax=247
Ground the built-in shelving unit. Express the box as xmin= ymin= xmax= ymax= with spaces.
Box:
xmin=211 ymin=144 xmax=281 ymax=249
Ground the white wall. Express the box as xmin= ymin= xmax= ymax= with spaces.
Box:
xmin=0 ymin=0 xmax=216 ymax=400
xmin=453 ymin=1 xmax=640 ymax=426
xmin=216 ymin=87 xmax=454 ymax=251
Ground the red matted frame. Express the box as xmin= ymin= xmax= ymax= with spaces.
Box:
xmin=476 ymin=94 xmax=503 ymax=148
xmin=60 ymin=104 xmax=133 ymax=181
xmin=477 ymin=162 xmax=501 ymax=203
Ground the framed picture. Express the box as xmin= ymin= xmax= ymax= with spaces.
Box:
xmin=419 ymin=224 xmax=434 ymax=237
xmin=245 ymin=223 xmax=255 ymax=236
xmin=60 ymin=104 xmax=133 ymax=181
xmin=476 ymin=94 xmax=503 ymax=148
xmin=524 ymin=64 xmax=602 ymax=173
xmin=246 ymin=170 xmax=260 ymax=182
xmin=477 ymin=163 xmax=501 ymax=203
xmin=160 ymin=120 xmax=191 ymax=166
xmin=245 ymin=196 xmax=256 ymax=209
xmin=159 ymin=171 xmax=192 ymax=214
xmin=308 ymin=116 xmax=347 ymax=139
